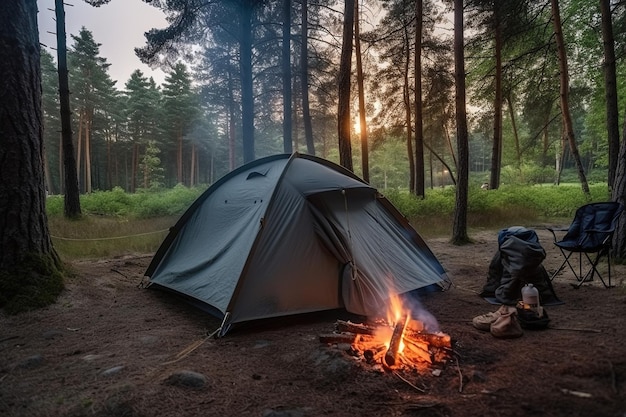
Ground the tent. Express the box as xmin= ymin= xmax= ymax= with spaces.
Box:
xmin=145 ymin=153 xmax=449 ymax=336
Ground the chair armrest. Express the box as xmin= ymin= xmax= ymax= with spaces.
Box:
xmin=546 ymin=227 xmax=568 ymax=242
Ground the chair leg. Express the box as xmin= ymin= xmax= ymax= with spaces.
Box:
xmin=550 ymin=248 xmax=572 ymax=281
xmin=573 ymin=250 xmax=612 ymax=289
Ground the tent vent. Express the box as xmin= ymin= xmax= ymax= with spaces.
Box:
xmin=247 ymin=170 xmax=268 ymax=180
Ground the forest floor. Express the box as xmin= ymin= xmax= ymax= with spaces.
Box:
xmin=1 ymin=227 xmax=625 ymax=417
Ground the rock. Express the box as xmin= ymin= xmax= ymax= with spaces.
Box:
xmin=82 ymin=354 xmax=103 ymax=362
xmin=42 ymin=330 xmax=64 ymax=340
xmin=164 ymin=370 xmax=208 ymax=388
xmin=101 ymin=365 xmax=125 ymax=376
xmin=18 ymin=354 xmax=44 ymax=369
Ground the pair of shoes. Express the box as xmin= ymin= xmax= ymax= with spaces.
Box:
xmin=490 ymin=307 xmax=523 ymax=339
xmin=472 ymin=305 xmax=515 ymax=331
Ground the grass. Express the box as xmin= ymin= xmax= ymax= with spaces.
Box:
xmin=49 ymin=216 xmax=177 ymax=259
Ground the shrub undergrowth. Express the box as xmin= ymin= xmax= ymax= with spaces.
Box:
xmin=47 ymin=182 xmax=612 ymax=259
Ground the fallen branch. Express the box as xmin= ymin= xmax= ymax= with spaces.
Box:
xmin=336 ymin=320 xmax=377 ymax=335
xmin=393 ymin=371 xmax=426 ymax=392
xmin=455 ymin=356 xmax=463 ymax=393
xmin=549 ymin=327 xmax=601 ymax=333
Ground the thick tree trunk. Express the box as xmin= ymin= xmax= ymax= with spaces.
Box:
xmin=0 ymin=0 xmax=63 ymax=309
xmin=551 ymin=0 xmax=590 ymax=198
xmin=282 ymin=0 xmax=292 ymax=154
xmin=414 ymin=0 xmax=425 ymax=197
xmin=452 ymin=0 xmax=470 ymax=244
xmin=599 ymin=0 xmax=619 ymax=190
xmin=337 ymin=0 xmax=355 ymax=171
xmin=354 ymin=0 xmax=369 ymax=182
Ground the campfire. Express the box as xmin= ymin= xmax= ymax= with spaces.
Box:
xmin=319 ymin=295 xmax=452 ymax=372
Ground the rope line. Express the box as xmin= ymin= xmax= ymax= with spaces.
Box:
xmin=50 ymin=229 xmax=169 ymax=241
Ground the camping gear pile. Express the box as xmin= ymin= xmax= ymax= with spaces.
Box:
xmin=145 ymin=153 xmax=450 ymax=337
xmin=474 ymin=227 xmax=553 ymax=338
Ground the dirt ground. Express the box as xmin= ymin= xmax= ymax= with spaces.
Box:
xmin=1 ymin=227 xmax=625 ymax=417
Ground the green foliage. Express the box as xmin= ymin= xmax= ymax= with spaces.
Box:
xmin=134 ymin=184 xmax=205 ymax=218
xmin=46 ymin=185 xmax=206 ymax=220
xmin=384 ymin=183 xmax=612 ymax=224
xmin=80 ymin=187 xmax=134 ymax=216
xmin=0 ymin=253 xmax=65 ymax=315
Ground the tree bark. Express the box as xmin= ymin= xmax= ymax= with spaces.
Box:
xmin=240 ymin=1 xmax=255 ymax=163
xmin=300 ymin=0 xmax=315 ymax=155
xmin=599 ymin=0 xmax=619 ymax=190
xmin=54 ymin=0 xmax=81 ymax=218
xmin=414 ymin=0 xmax=425 ymax=197
xmin=490 ymin=10 xmax=503 ymax=190
xmin=337 ymin=0 xmax=355 ymax=171
xmin=551 ymin=0 xmax=590 ymax=198
xmin=282 ymin=0 xmax=293 ymax=154
xmin=0 ymin=0 xmax=63 ymax=302
xmin=452 ymin=0 xmax=470 ymax=245
xmin=611 ymin=113 xmax=626 ymax=260
xmin=404 ymin=26 xmax=415 ymax=193
xmin=354 ymin=0 xmax=369 ymax=182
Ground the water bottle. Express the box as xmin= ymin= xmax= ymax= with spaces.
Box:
xmin=521 ymin=283 xmax=540 ymax=308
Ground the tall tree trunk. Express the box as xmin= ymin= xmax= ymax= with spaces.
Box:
xmin=0 ymin=0 xmax=63 ymax=306
xmin=354 ymin=0 xmax=369 ymax=182
xmin=551 ymin=0 xmax=590 ymax=198
xmin=85 ymin=112 xmax=92 ymax=193
xmin=228 ymin=66 xmax=236 ymax=170
xmin=337 ymin=0 xmax=355 ymax=171
xmin=282 ymin=0 xmax=292 ymax=154
xmin=506 ymin=93 xmax=521 ymax=165
xmin=301 ymin=0 xmax=315 ymax=155
xmin=414 ymin=0 xmax=425 ymax=197
xmin=190 ymin=142 xmax=196 ymax=186
xmin=600 ymin=0 xmax=619 ymax=190
xmin=611 ymin=113 xmax=626 ymax=260
xmin=490 ymin=9 xmax=503 ymax=190
xmin=177 ymin=129 xmax=183 ymax=184
xmin=240 ymin=1 xmax=255 ymax=163
xmin=131 ymin=143 xmax=138 ymax=192
xmin=54 ymin=0 xmax=80 ymax=217
xmin=403 ymin=26 xmax=415 ymax=193
xmin=77 ymin=110 xmax=83 ymax=192
xmin=452 ymin=0 xmax=470 ymax=244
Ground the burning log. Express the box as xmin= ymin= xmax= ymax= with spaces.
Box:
xmin=402 ymin=338 xmax=432 ymax=364
xmin=384 ymin=314 xmax=409 ymax=367
xmin=404 ymin=330 xmax=452 ymax=349
xmin=336 ymin=320 xmax=377 ymax=335
xmin=363 ymin=344 xmax=386 ymax=364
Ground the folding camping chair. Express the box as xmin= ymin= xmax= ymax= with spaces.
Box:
xmin=547 ymin=202 xmax=624 ymax=289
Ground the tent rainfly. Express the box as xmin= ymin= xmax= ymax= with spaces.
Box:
xmin=145 ymin=153 xmax=449 ymax=336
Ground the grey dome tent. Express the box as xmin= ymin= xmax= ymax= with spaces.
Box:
xmin=145 ymin=153 xmax=449 ymax=336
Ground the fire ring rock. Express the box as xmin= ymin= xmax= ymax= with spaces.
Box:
xmin=164 ymin=370 xmax=208 ymax=389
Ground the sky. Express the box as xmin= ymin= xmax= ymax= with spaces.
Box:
xmin=37 ymin=0 xmax=168 ymax=88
